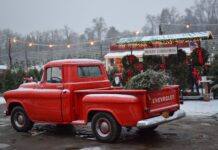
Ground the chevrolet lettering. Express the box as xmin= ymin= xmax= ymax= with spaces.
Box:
xmin=151 ymin=95 xmax=175 ymax=104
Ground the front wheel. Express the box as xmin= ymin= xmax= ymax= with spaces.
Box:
xmin=91 ymin=112 xmax=121 ymax=143
xmin=11 ymin=106 xmax=34 ymax=132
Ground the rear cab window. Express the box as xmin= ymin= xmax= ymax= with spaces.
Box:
xmin=77 ymin=66 xmax=102 ymax=78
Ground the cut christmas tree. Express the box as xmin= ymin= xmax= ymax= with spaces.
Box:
xmin=125 ymin=69 xmax=169 ymax=90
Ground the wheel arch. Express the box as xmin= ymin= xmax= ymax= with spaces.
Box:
xmin=8 ymin=101 xmax=24 ymax=115
xmin=87 ymin=109 xmax=121 ymax=125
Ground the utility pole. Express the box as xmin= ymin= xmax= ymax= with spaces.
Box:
xmin=8 ymin=38 xmax=12 ymax=70
xmin=24 ymin=49 xmax=28 ymax=68
xmin=159 ymin=24 xmax=163 ymax=35
xmin=100 ymin=41 xmax=103 ymax=60
xmin=159 ymin=24 xmax=165 ymax=63
xmin=130 ymin=47 xmax=133 ymax=55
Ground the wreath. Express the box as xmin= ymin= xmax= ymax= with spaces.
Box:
xmin=122 ymin=55 xmax=139 ymax=69
xmin=122 ymin=55 xmax=139 ymax=83
xmin=191 ymin=47 xmax=209 ymax=66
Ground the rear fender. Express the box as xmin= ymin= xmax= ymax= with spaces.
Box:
xmin=86 ymin=108 xmax=121 ymax=125
xmin=82 ymin=94 xmax=143 ymax=126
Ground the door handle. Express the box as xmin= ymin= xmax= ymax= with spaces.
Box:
xmin=57 ymin=85 xmax=63 ymax=89
xmin=62 ymin=89 xmax=68 ymax=94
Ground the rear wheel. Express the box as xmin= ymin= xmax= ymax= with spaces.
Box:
xmin=11 ymin=106 xmax=34 ymax=132
xmin=91 ymin=112 xmax=121 ymax=143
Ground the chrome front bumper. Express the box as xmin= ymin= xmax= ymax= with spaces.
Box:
xmin=137 ymin=109 xmax=186 ymax=128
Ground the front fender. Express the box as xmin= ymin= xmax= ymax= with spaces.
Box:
xmin=6 ymin=99 xmax=25 ymax=114
xmin=4 ymin=89 xmax=35 ymax=120
xmin=82 ymin=94 xmax=144 ymax=126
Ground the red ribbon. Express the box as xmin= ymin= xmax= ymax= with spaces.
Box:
xmin=197 ymin=48 xmax=203 ymax=65
xmin=129 ymin=56 xmax=134 ymax=64
xmin=139 ymin=63 xmax=143 ymax=71
xmin=127 ymin=70 xmax=132 ymax=78
xmin=160 ymin=63 xmax=166 ymax=69
xmin=192 ymin=68 xmax=199 ymax=80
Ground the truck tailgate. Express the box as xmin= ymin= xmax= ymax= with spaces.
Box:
xmin=146 ymin=85 xmax=180 ymax=117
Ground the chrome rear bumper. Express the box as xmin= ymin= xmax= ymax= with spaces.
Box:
xmin=137 ymin=109 xmax=186 ymax=128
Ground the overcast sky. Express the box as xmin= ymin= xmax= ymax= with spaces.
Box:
xmin=0 ymin=0 xmax=196 ymax=35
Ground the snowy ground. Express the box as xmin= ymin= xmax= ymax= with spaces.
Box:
xmin=0 ymin=97 xmax=5 ymax=104
xmin=181 ymin=100 xmax=218 ymax=116
xmin=0 ymin=97 xmax=218 ymax=116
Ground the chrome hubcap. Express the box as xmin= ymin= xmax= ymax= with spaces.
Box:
xmin=100 ymin=122 xmax=109 ymax=134
xmin=14 ymin=112 xmax=25 ymax=128
xmin=96 ymin=118 xmax=111 ymax=137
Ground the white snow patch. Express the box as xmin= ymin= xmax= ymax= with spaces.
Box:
xmin=181 ymin=100 xmax=218 ymax=116
xmin=0 ymin=97 xmax=5 ymax=104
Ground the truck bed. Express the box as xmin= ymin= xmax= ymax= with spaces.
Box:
xmin=74 ymin=85 xmax=180 ymax=120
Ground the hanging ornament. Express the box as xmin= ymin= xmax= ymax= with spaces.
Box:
xmin=160 ymin=63 xmax=166 ymax=69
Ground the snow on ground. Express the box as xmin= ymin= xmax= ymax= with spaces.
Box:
xmin=181 ymin=100 xmax=218 ymax=116
xmin=0 ymin=96 xmax=218 ymax=116
xmin=0 ymin=97 xmax=5 ymax=104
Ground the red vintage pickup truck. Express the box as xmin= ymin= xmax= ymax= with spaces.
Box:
xmin=4 ymin=59 xmax=185 ymax=142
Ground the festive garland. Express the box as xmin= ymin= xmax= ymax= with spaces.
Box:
xmin=191 ymin=47 xmax=209 ymax=66
xmin=143 ymin=55 xmax=162 ymax=70
xmin=164 ymin=49 xmax=189 ymax=90
xmin=166 ymin=49 xmax=186 ymax=68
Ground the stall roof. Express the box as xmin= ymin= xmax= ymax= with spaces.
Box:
xmin=105 ymin=50 xmax=144 ymax=58
xmin=117 ymin=31 xmax=213 ymax=44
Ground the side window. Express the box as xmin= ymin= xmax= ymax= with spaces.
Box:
xmin=78 ymin=66 xmax=102 ymax=78
xmin=46 ymin=67 xmax=62 ymax=83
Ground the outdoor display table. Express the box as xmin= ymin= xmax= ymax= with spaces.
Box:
xmin=200 ymin=78 xmax=211 ymax=101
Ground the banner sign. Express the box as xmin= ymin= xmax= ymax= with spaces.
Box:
xmin=144 ymin=47 xmax=177 ymax=55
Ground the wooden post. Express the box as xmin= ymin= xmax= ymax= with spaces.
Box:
xmin=8 ymin=38 xmax=12 ymax=70
xmin=130 ymin=47 xmax=133 ymax=55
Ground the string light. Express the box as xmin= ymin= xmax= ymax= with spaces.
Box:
xmin=28 ymin=43 xmax=33 ymax=47
xmin=12 ymin=38 xmax=17 ymax=43
xmin=90 ymin=41 xmax=95 ymax=46
xmin=186 ymin=24 xmax=190 ymax=29
xmin=135 ymin=31 xmax=140 ymax=36
xmin=7 ymin=30 xmax=136 ymax=49
xmin=8 ymin=31 xmax=213 ymax=50
xmin=48 ymin=44 xmax=53 ymax=48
